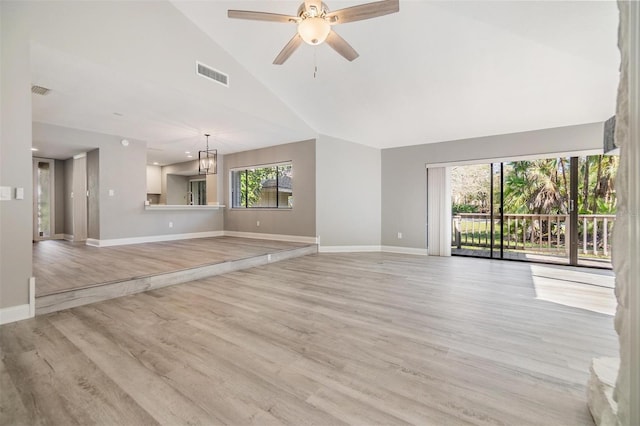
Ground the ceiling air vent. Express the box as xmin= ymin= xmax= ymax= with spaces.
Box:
xmin=196 ymin=61 xmax=229 ymax=87
xmin=31 ymin=85 xmax=51 ymax=95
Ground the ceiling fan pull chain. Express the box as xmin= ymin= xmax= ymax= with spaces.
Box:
xmin=314 ymin=48 xmax=318 ymax=79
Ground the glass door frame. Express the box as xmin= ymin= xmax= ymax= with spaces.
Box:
xmin=32 ymin=157 xmax=56 ymax=241
xmin=451 ymin=153 xmax=615 ymax=269
xmin=491 ymin=157 xmax=577 ymax=265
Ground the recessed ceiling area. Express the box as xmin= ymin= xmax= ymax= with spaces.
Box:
xmin=29 ymin=0 xmax=619 ymax=164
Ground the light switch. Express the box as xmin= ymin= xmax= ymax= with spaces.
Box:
xmin=15 ymin=187 xmax=24 ymax=200
xmin=109 ymin=189 xmax=115 ymax=196
xmin=0 ymin=186 xmax=11 ymax=201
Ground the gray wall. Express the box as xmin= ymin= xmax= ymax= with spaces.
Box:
xmin=87 ymin=149 xmax=100 ymax=239
xmin=381 ymin=122 xmax=606 ymax=249
xmin=0 ymin=0 xmax=310 ymax=312
xmin=160 ymin=160 xmax=197 ymax=204
xmin=224 ymin=140 xmax=316 ymax=237
xmin=64 ymin=158 xmax=74 ymax=235
xmin=316 ymin=135 xmax=381 ymax=247
xmin=158 ymin=159 xmax=222 ymax=206
xmin=166 ymin=174 xmax=189 ymax=205
xmin=54 ymin=159 xmax=65 ymax=235
xmin=71 ymin=155 xmax=88 ymax=241
xmin=33 ymin=122 xmax=224 ymax=241
xmin=0 ymin=1 xmax=33 ymax=309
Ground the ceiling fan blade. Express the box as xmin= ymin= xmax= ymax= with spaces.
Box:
xmin=326 ymin=0 xmax=399 ymax=24
xmin=273 ymin=34 xmax=303 ymax=65
xmin=325 ymin=30 xmax=359 ymax=62
xmin=228 ymin=10 xmax=299 ymax=24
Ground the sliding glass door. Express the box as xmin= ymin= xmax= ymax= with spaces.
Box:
xmin=576 ymin=155 xmax=619 ymax=267
xmin=451 ymin=154 xmax=618 ymax=268
xmin=501 ymin=157 xmax=572 ymax=265
xmin=451 ymin=164 xmax=492 ymax=258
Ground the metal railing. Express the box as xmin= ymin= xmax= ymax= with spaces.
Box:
xmin=452 ymin=213 xmax=616 ymax=258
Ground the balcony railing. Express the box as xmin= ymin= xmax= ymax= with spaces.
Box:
xmin=452 ymin=213 xmax=616 ymax=259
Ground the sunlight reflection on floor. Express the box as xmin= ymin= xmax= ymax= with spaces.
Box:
xmin=529 ymin=264 xmax=616 ymax=315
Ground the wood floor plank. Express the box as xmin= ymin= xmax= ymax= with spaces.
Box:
xmin=0 ymin=316 xmax=158 ymax=425
xmin=0 ymin=356 xmax=33 ymax=426
xmin=2 ymin=252 xmax=617 ymax=425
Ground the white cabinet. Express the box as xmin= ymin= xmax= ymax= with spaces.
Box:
xmin=146 ymin=165 xmax=162 ymax=194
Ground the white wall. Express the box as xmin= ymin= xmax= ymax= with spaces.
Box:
xmin=381 ymin=122 xmax=606 ymax=249
xmin=146 ymin=165 xmax=161 ymax=194
xmin=316 ymin=135 xmax=381 ymax=248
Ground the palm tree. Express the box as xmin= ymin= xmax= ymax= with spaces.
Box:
xmin=503 ymin=158 xmax=568 ymax=215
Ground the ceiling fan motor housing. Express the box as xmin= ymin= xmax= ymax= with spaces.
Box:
xmin=297 ymin=2 xmax=330 ymax=18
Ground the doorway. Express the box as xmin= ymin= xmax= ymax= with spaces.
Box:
xmin=451 ymin=154 xmax=619 ymax=268
xmin=32 ymin=158 xmax=55 ymax=241
xmin=188 ymin=179 xmax=206 ymax=205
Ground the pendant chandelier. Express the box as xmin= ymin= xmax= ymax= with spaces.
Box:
xmin=198 ymin=133 xmax=217 ymax=175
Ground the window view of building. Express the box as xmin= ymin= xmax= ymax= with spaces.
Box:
xmin=231 ymin=163 xmax=293 ymax=209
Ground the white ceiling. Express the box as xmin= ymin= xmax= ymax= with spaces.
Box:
xmin=30 ymin=0 xmax=619 ymax=164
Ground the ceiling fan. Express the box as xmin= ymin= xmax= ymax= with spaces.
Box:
xmin=228 ymin=0 xmax=399 ymax=65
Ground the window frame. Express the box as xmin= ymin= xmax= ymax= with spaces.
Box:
xmin=229 ymin=161 xmax=293 ymax=210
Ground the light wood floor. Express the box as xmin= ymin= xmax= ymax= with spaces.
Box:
xmin=33 ymin=237 xmax=309 ymax=296
xmin=2 ymin=253 xmax=617 ymax=425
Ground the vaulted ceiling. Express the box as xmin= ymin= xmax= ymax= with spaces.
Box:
xmin=29 ymin=1 xmax=619 ymax=164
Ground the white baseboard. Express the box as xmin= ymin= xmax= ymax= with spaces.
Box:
xmin=0 ymin=304 xmax=31 ymax=325
xmin=381 ymin=245 xmax=429 ymax=256
xmin=318 ymin=245 xmax=429 ymax=255
xmin=319 ymin=245 xmax=381 ymax=253
xmin=29 ymin=277 xmax=35 ymax=317
xmin=0 ymin=277 xmax=35 ymax=325
xmin=223 ymin=231 xmax=318 ymax=244
xmin=86 ymin=231 xmax=225 ymax=247
xmin=63 ymin=234 xmax=74 ymax=241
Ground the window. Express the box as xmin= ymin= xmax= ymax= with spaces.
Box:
xmin=231 ymin=163 xmax=292 ymax=209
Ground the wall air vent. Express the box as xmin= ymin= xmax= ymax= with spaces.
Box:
xmin=31 ymin=85 xmax=51 ymax=95
xmin=196 ymin=61 xmax=229 ymax=87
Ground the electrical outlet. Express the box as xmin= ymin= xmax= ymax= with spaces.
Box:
xmin=169 ymin=221 xmax=173 ymax=228
xmin=397 ymin=232 xmax=403 ymax=239
xmin=256 ymin=220 xmax=260 ymax=227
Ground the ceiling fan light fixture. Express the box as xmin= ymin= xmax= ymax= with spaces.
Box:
xmin=297 ymin=17 xmax=330 ymax=45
